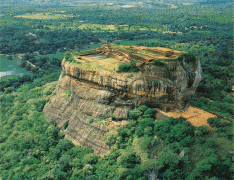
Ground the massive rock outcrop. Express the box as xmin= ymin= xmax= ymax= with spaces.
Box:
xmin=44 ymin=44 xmax=203 ymax=155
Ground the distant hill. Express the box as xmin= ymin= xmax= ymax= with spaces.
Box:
xmin=152 ymin=0 xmax=232 ymax=4
xmin=0 ymin=0 xmax=73 ymax=6
xmin=0 ymin=0 xmax=232 ymax=6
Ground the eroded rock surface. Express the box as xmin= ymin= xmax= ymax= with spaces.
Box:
xmin=44 ymin=44 xmax=203 ymax=155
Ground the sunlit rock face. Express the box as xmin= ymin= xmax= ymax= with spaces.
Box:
xmin=44 ymin=44 xmax=203 ymax=155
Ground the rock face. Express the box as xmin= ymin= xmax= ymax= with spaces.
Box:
xmin=44 ymin=44 xmax=203 ymax=155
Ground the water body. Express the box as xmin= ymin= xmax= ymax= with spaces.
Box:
xmin=0 ymin=55 xmax=28 ymax=78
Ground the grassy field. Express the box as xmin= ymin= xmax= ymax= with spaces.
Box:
xmin=118 ymin=24 xmax=166 ymax=32
xmin=44 ymin=22 xmax=167 ymax=32
xmin=78 ymin=23 xmax=116 ymax=31
xmin=113 ymin=38 xmax=193 ymax=53
xmin=74 ymin=56 xmax=120 ymax=72
xmin=113 ymin=38 xmax=164 ymax=46
xmin=78 ymin=43 xmax=103 ymax=51
xmin=143 ymin=50 xmax=162 ymax=56
xmin=0 ymin=55 xmax=29 ymax=79
xmin=15 ymin=13 xmax=74 ymax=19
xmin=77 ymin=23 xmax=166 ymax=32
xmin=35 ymin=52 xmax=65 ymax=60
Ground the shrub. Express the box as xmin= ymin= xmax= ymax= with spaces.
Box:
xmin=208 ymin=117 xmax=222 ymax=128
xmin=64 ymin=51 xmax=73 ymax=60
xmin=56 ymin=139 xmax=74 ymax=154
xmin=138 ymin=105 xmax=148 ymax=112
xmin=34 ymin=99 xmax=47 ymax=112
xmin=64 ymin=121 xmax=69 ymax=130
xmin=143 ymin=108 xmax=155 ymax=118
xmin=117 ymin=61 xmax=139 ymax=72
xmin=20 ymin=60 xmax=27 ymax=68
xmin=88 ymin=117 xmax=94 ymax=124
xmin=12 ymin=82 xmax=21 ymax=88
xmin=129 ymin=109 xmax=143 ymax=120
xmin=150 ymin=79 xmax=159 ymax=83
xmin=136 ymin=118 xmax=155 ymax=136
xmin=127 ymin=74 xmax=134 ymax=78
xmin=104 ymin=130 xmax=118 ymax=146
xmin=151 ymin=60 xmax=168 ymax=68
xmin=63 ymin=90 xmax=72 ymax=97
xmin=78 ymin=50 xmax=97 ymax=55
xmin=4 ymin=87 xmax=15 ymax=93
xmin=177 ymin=52 xmax=196 ymax=63
xmin=25 ymin=64 xmax=32 ymax=71
xmin=64 ymin=51 xmax=81 ymax=64
xmin=99 ymin=117 xmax=105 ymax=121
xmin=7 ymin=55 xmax=13 ymax=60
xmin=31 ymin=67 xmax=38 ymax=73
xmin=195 ymin=125 xmax=209 ymax=136
xmin=83 ymin=153 xmax=99 ymax=165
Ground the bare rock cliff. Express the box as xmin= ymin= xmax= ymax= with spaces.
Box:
xmin=44 ymin=44 xmax=203 ymax=155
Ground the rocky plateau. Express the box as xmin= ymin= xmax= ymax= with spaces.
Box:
xmin=44 ymin=44 xmax=203 ymax=155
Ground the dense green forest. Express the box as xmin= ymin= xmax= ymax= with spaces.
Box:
xmin=0 ymin=1 xmax=233 ymax=179
xmin=0 ymin=79 xmax=232 ymax=179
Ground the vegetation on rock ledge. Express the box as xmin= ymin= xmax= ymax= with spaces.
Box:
xmin=151 ymin=60 xmax=168 ymax=68
xmin=117 ymin=61 xmax=139 ymax=73
xmin=178 ymin=52 xmax=197 ymax=63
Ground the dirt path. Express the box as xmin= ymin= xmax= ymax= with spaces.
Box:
xmin=167 ymin=106 xmax=216 ymax=130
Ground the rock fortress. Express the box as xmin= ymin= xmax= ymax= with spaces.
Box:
xmin=44 ymin=44 xmax=216 ymax=155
